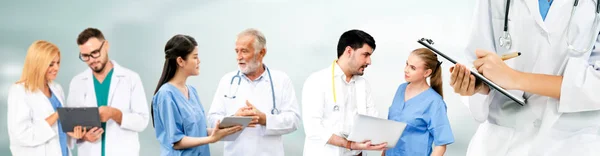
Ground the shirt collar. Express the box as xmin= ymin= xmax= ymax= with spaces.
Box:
xmin=332 ymin=61 xmax=356 ymax=84
xmin=241 ymin=64 xmax=269 ymax=82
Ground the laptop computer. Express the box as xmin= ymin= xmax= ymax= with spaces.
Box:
xmin=346 ymin=114 xmax=407 ymax=148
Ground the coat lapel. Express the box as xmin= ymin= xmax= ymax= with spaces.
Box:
xmin=523 ymin=0 xmax=549 ymax=32
xmin=544 ymin=0 xmax=573 ymax=33
xmin=33 ymin=89 xmax=55 ymax=114
xmin=84 ymin=70 xmax=98 ymax=107
xmin=48 ymin=82 xmax=64 ymax=106
xmin=107 ymin=61 xmax=123 ymax=107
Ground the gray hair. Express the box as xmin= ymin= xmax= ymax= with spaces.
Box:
xmin=237 ymin=28 xmax=266 ymax=54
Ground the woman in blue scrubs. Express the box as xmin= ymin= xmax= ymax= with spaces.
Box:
xmin=384 ymin=48 xmax=454 ymax=156
xmin=151 ymin=34 xmax=243 ymax=156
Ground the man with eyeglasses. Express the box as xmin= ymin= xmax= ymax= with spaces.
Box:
xmin=66 ymin=27 xmax=149 ymax=156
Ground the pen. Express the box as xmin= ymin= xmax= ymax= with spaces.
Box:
xmin=501 ymin=52 xmax=521 ymax=61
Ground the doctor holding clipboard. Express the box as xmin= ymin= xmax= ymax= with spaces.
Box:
xmin=7 ymin=40 xmax=85 ymax=156
xmin=450 ymin=0 xmax=600 ymax=155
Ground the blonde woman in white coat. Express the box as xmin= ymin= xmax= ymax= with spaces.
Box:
xmin=7 ymin=40 xmax=86 ymax=156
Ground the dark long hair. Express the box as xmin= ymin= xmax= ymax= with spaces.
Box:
xmin=151 ymin=34 xmax=198 ymax=127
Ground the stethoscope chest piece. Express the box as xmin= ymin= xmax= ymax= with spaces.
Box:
xmin=271 ymin=108 xmax=280 ymax=115
xmin=500 ymin=31 xmax=512 ymax=49
xmin=333 ymin=105 xmax=340 ymax=111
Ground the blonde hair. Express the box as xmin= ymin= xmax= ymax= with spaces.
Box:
xmin=412 ymin=48 xmax=443 ymax=98
xmin=17 ymin=40 xmax=61 ymax=92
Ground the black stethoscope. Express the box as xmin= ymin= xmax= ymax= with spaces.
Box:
xmin=224 ymin=65 xmax=280 ymax=115
xmin=499 ymin=0 xmax=600 ymax=51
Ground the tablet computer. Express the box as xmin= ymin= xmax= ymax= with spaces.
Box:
xmin=219 ymin=116 xmax=253 ymax=141
xmin=417 ymin=38 xmax=526 ymax=106
xmin=219 ymin=116 xmax=253 ymax=128
xmin=346 ymin=114 xmax=407 ymax=148
xmin=57 ymin=107 xmax=102 ymax=132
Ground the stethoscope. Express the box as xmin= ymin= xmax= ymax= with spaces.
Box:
xmin=499 ymin=0 xmax=600 ymax=52
xmin=331 ymin=60 xmax=340 ymax=112
xmin=224 ymin=65 xmax=280 ymax=115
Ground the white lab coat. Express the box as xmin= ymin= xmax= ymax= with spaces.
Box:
xmin=465 ymin=0 xmax=600 ymax=155
xmin=7 ymin=82 xmax=73 ymax=156
xmin=66 ymin=60 xmax=149 ymax=156
xmin=207 ymin=68 xmax=301 ymax=156
xmin=302 ymin=63 xmax=379 ymax=156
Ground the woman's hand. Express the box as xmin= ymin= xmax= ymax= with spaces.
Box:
xmin=473 ymin=49 xmax=521 ymax=90
xmin=82 ymin=127 xmax=104 ymax=142
xmin=209 ymin=120 xmax=243 ymax=143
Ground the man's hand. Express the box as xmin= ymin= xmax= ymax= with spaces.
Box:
xmin=98 ymin=106 xmax=122 ymax=124
xmin=246 ymin=100 xmax=266 ymax=126
xmin=82 ymin=127 xmax=104 ymax=142
xmin=233 ymin=102 xmax=260 ymax=127
xmin=98 ymin=106 xmax=113 ymax=122
xmin=350 ymin=140 xmax=387 ymax=151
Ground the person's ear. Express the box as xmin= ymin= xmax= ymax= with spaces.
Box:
xmin=259 ymin=48 xmax=266 ymax=58
xmin=104 ymin=41 xmax=110 ymax=54
xmin=424 ymin=68 xmax=432 ymax=78
xmin=345 ymin=46 xmax=353 ymax=58
xmin=176 ymin=56 xmax=185 ymax=67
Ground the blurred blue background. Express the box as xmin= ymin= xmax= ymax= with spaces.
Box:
xmin=0 ymin=0 xmax=479 ymax=155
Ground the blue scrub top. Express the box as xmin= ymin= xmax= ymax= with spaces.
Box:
xmin=539 ymin=0 xmax=554 ymax=21
xmin=386 ymin=83 xmax=454 ymax=156
xmin=152 ymin=83 xmax=210 ymax=156
xmin=49 ymin=91 xmax=68 ymax=156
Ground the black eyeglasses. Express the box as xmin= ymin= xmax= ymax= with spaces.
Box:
xmin=79 ymin=41 xmax=105 ymax=62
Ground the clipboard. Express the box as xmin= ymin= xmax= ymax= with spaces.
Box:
xmin=417 ymin=38 xmax=526 ymax=106
xmin=57 ymin=107 xmax=102 ymax=132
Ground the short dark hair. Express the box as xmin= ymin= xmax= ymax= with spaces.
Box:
xmin=336 ymin=29 xmax=376 ymax=58
xmin=77 ymin=28 xmax=105 ymax=45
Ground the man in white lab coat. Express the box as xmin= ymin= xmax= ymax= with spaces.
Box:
xmin=450 ymin=0 xmax=600 ymax=155
xmin=66 ymin=28 xmax=149 ymax=156
xmin=207 ymin=28 xmax=301 ymax=156
xmin=302 ymin=29 xmax=387 ymax=156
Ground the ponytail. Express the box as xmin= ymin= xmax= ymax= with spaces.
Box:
xmin=430 ymin=61 xmax=443 ymax=98
xmin=151 ymin=58 xmax=178 ymax=127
